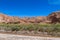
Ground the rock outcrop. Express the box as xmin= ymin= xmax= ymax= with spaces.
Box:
xmin=48 ymin=11 xmax=60 ymax=24
xmin=0 ymin=11 xmax=60 ymax=24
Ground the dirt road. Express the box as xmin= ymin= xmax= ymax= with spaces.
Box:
xmin=0 ymin=33 xmax=60 ymax=40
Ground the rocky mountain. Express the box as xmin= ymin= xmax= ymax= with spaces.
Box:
xmin=0 ymin=11 xmax=60 ymax=24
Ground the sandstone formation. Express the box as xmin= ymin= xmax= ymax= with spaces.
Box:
xmin=0 ymin=11 xmax=60 ymax=24
xmin=48 ymin=11 xmax=60 ymax=24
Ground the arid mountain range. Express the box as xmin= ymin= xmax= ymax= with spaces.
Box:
xmin=0 ymin=12 xmax=60 ymax=24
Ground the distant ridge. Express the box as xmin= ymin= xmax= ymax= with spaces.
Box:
xmin=0 ymin=11 xmax=60 ymax=24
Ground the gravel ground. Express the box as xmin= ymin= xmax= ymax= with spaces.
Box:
xmin=0 ymin=33 xmax=60 ymax=40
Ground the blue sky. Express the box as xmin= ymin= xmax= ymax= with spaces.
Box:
xmin=0 ymin=0 xmax=60 ymax=17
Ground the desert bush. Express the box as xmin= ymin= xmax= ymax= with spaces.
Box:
xmin=0 ymin=23 xmax=60 ymax=33
xmin=0 ymin=23 xmax=59 ymax=37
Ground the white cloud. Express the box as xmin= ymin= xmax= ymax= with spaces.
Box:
xmin=48 ymin=0 xmax=60 ymax=5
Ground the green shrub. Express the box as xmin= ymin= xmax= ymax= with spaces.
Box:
xmin=0 ymin=23 xmax=60 ymax=33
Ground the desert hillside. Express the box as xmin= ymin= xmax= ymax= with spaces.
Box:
xmin=0 ymin=11 xmax=60 ymax=24
xmin=0 ymin=12 xmax=60 ymax=37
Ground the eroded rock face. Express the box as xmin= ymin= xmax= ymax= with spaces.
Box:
xmin=48 ymin=12 xmax=60 ymax=24
xmin=0 ymin=12 xmax=60 ymax=24
xmin=0 ymin=14 xmax=46 ymax=24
